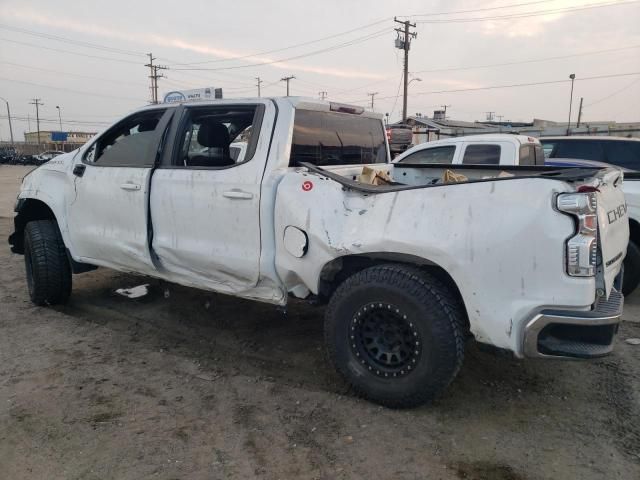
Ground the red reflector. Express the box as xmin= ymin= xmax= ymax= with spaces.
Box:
xmin=577 ymin=185 xmax=600 ymax=193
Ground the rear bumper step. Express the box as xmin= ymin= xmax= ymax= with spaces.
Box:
xmin=523 ymin=288 xmax=623 ymax=359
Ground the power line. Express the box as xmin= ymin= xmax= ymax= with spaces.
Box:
xmin=0 ymin=37 xmax=142 ymax=65
xmin=0 ymin=76 xmax=145 ymax=102
xmin=414 ymin=0 xmax=640 ymax=24
xmin=584 ymin=77 xmax=640 ymax=107
xmin=0 ymin=24 xmax=145 ymax=57
xmin=400 ymin=0 xmax=556 ymax=17
xmin=168 ymin=18 xmax=392 ymax=66
xmin=412 ymin=44 xmax=640 ymax=75
xmin=0 ymin=60 xmax=147 ymax=87
xmin=171 ymin=27 xmax=391 ymax=71
xmin=345 ymin=71 xmax=640 ymax=103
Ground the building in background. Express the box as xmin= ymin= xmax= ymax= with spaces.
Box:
xmin=24 ymin=130 xmax=96 ymax=144
xmin=398 ymin=111 xmax=640 ymax=145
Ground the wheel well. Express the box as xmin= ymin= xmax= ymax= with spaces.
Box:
xmin=318 ymin=253 xmax=470 ymax=332
xmin=10 ymin=199 xmax=57 ymax=254
xmin=629 ymin=218 xmax=640 ymax=246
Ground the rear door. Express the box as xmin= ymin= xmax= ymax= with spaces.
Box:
xmin=150 ymin=100 xmax=276 ymax=294
xmin=67 ymin=108 xmax=174 ymax=274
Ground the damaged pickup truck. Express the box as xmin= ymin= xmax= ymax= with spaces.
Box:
xmin=9 ymin=97 xmax=629 ymax=407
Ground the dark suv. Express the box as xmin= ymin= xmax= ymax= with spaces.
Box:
xmin=541 ymin=136 xmax=640 ymax=171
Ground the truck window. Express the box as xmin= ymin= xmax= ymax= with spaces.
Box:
xmin=397 ymin=146 xmax=455 ymax=164
xmin=462 ymin=144 xmax=501 ymax=165
xmin=534 ymin=144 xmax=546 ymax=165
xmin=602 ymin=141 xmax=640 ymax=170
xmin=86 ymin=109 xmax=166 ymax=166
xmin=289 ymin=110 xmax=386 ymax=166
xmin=173 ymin=105 xmax=263 ymax=168
xmin=552 ymin=140 xmax=605 ymax=161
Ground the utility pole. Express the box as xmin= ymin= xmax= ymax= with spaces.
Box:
xmin=55 ymin=105 xmax=63 ymax=131
xmin=281 ymin=75 xmax=295 ymax=96
xmin=145 ymin=53 xmax=167 ymax=104
xmin=394 ymin=17 xmax=417 ymax=123
xmin=367 ymin=92 xmax=379 ymax=112
xmin=0 ymin=96 xmax=14 ymax=147
xmin=567 ymin=73 xmax=576 ymax=135
xmin=256 ymin=77 xmax=263 ymax=97
xmin=319 ymin=91 xmax=327 ymax=101
xmin=485 ymin=111 xmax=495 ymax=121
xmin=576 ymin=97 xmax=584 ymax=128
xmin=29 ymin=98 xmax=43 ymax=146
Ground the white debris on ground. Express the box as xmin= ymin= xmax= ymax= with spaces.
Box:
xmin=115 ymin=284 xmax=150 ymax=299
xmin=625 ymin=338 xmax=640 ymax=345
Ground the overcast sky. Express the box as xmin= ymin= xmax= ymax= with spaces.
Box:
xmin=0 ymin=0 xmax=639 ymax=139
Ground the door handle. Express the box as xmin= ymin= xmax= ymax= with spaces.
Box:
xmin=120 ymin=183 xmax=141 ymax=191
xmin=223 ymin=189 xmax=253 ymax=200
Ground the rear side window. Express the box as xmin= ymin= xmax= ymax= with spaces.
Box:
xmin=602 ymin=141 xmax=640 ymax=170
xmin=398 ymin=146 xmax=455 ymax=164
xmin=290 ymin=110 xmax=387 ymax=166
xmin=552 ymin=140 xmax=604 ymax=161
xmin=462 ymin=144 xmax=501 ymax=165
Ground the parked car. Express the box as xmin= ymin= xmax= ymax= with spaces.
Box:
xmin=33 ymin=150 xmax=64 ymax=163
xmin=9 ymin=97 xmax=628 ymax=407
xmin=386 ymin=124 xmax=413 ymax=156
xmin=541 ymin=136 xmax=640 ymax=170
xmin=394 ymin=134 xmax=546 ymax=166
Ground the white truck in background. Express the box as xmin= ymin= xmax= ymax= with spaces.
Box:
xmin=393 ymin=134 xmax=546 ymax=166
xmin=9 ymin=98 xmax=629 ymax=408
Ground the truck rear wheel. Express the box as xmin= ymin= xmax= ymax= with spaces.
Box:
xmin=24 ymin=220 xmax=71 ymax=305
xmin=623 ymin=241 xmax=640 ymax=296
xmin=324 ymin=264 xmax=465 ymax=408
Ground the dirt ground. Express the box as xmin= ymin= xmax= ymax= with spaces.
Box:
xmin=1 ymin=164 xmax=639 ymax=480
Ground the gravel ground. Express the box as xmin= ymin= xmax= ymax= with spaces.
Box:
xmin=1 ymin=165 xmax=639 ymax=480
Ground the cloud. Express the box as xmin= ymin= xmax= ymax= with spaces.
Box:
xmin=0 ymin=6 xmax=386 ymax=80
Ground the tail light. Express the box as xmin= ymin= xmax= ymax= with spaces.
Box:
xmin=557 ymin=192 xmax=598 ymax=277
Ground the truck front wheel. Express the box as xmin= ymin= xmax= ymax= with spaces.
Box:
xmin=23 ymin=220 xmax=71 ymax=305
xmin=324 ymin=264 xmax=466 ymax=408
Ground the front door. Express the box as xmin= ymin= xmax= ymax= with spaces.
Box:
xmin=67 ymin=108 xmax=174 ymax=274
xmin=150 ymin=100 xmax=275 ymax=295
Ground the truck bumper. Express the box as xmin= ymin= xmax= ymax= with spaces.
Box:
xmin=523 ymin=288 xmax=623 ymax=359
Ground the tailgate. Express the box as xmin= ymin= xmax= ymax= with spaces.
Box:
xmin=596 ymin=169 xmax=629 ymax=296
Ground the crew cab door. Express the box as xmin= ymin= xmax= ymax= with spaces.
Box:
xmin=66 ymin=108 xmax=174 ymax=274
xmin=150 ymin=100 xmax=276 ymax=295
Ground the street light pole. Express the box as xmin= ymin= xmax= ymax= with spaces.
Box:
xmin=0 ymin=96 xmax=14 ymax=147
xmin=567 ymin=73 xmax=576 ymax=136
xmin=56 ymin=106 xmax=62 ymax=131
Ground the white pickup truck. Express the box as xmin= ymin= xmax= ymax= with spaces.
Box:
xmin=9 ymin=98 xmax=629 ymax=408
xmin=394 ymin=134 xmax=546 ymax=166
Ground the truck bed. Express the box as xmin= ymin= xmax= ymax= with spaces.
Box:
xmin=300 ymin=162 xmax=609 ymax=193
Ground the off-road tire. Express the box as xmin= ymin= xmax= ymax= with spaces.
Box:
xmin=623 ymin=241 xmax=640 ymax=296
xmin=324 ymin=264 xmax=466 ymax=408
xmin=24 ymin=220 xmax=71 ymax=305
